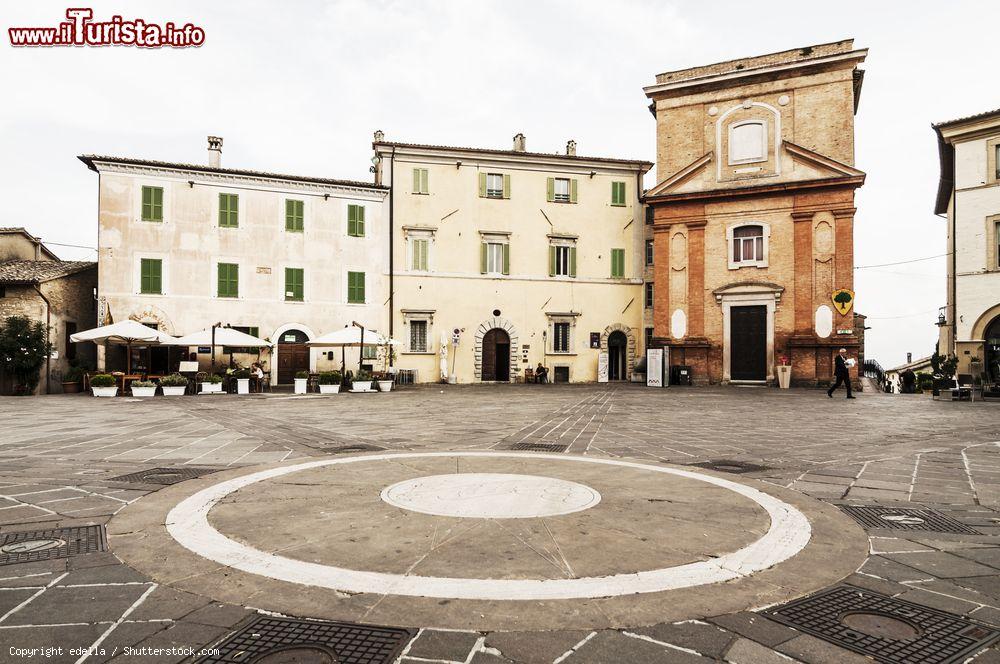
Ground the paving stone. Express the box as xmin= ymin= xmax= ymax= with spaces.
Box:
xmin=708 ymin=612 xmax=799 ymax=648
xmin=886 ymin=551 xmax=1000 ymax=578
xmin=725 ymin=637 xmax=803 ymax=663
xmin=485 ymin=630 xmax=594 ymax=664
xmin=407 ymin=629 xmax=482 ymax=661
xmin=775 ymin=634 xmax=872 ymax=664
xmin=631 ymin=621 xmax=735 ymax=659
xmin=570 ymin=631 xmax=709 ymax=663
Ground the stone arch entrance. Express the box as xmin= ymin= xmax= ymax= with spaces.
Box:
xmin=474 ymin=316 xmax=519 ymax=382
xmin=272 ymin=324 xmax=314 ymax=385
xmin=985 ymin=315 xmax=1000 ymax=384
xmin=600 ymin=324 xmax=636 ymax=381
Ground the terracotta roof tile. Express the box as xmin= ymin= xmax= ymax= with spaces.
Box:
xmin=0 ymin=260 xmax=95 ymax=284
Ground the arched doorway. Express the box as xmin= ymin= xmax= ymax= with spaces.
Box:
xmin=608 ymin=330 xmax=627 ymax=381
xmin=986 ymin=316 xmax=1000 ymax=384
xmin=276 ymin=328 xmax=310 ymax=384
xmin=481 ymin=328 xmax=511 ymax=382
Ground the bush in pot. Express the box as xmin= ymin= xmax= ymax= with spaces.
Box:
xmin=353 ymin=369 xmax=373 ymax=392
xmin=373 ymin=371 xmax=394 ymax=393
xmin=62 ymin=364 xmax=87 ymax=394
xmin=201 ymin=374 xmax=224 ymax=394
xmin=160 ymin=373 xmax=188 ymax=396
xmin=294 ymin=370 xmax=309 ymax=394
xmin=90 ymin=373 xmax=118 ymax=398
xmin=233 ymin=368 xmax=251 ymax=395
xmin=318 ymin=371 xmax=342 ymax=394
xmin=131 ymin=380 xmax=157 ymax=397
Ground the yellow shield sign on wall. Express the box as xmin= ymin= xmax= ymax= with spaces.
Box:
xmin=832 ymin=289 xmax=855 ymax=316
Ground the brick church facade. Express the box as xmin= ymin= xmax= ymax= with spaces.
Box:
xmin=643 ymin=40 xmax=867 ymax=386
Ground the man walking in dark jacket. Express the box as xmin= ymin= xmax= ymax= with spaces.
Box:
xmin=828 ymin=348 xmax=855 ymax=399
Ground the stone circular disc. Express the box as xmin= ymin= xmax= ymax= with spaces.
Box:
xmin=380 ymin=473 xmax=600 ymax=518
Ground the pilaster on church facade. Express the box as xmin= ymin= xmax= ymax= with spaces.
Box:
xmin=642 ymin=40 xmax=867 ymax=386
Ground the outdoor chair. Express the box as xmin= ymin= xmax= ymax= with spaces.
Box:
xmin=524 ymin=368 xmax=534 ymax=383
xmin=193 ymin=372 xmax=207 ymax=395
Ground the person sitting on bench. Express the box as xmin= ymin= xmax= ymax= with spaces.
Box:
xmin=535 ymin=363 xmax=549 ymax=384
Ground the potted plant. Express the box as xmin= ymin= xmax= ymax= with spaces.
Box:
xmin=375 ymin=371 xmax=394 ymax=393
xmin=90 ymin=373 xmax=118 ymax=398
xmin=318 ymin=371 xmax=342 ymax=394
xmin=294 ymin=370 xmax=309 ymax=394
xmin=130 ymin=380 xmax=157 ymax=397
xmin=375 ymin=340 xmax=396 ymax=392
xmin=160 ymin=373 xmax=188 ymax=396
xmin=353 ymin=369 xmax=373 ymax=392
xmin=61 ymin=364 xmax=86 ymax=394
xmin=233 ymin=368 xmax=251 ymax=395
xmin=776 ymin=354 xmax=791 ymax=390
xmin=201 ymin=374 xmax=224 ymax=394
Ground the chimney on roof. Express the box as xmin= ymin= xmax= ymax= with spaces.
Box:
xmin=207 ymin=136 xmax=223 ymax=168
xmin=566 ymin=140 xmax=577 ymax=156
xmin=374 ymin=129 xmax=385 ymax=142
xmin=906 ymin=352 xmax=912 ymax=364
xmin=513 ymin=133 xmax=526 ymax=152
xmin=34 ymin=238 xmax=42 ymax=260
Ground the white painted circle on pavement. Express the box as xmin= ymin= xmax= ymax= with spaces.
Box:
xmin=165 ymin=452 xmax=812 ymax=601
xmin=381 ymin=473 xmax=600 ymax=518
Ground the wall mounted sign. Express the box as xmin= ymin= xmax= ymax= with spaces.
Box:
xmin=597 ymin=352 xmax=609 ymax=383
xmin=831 ymin=288 xmax=855 ymax=316
xmin=197 ymin=346 xmax=211 ymax=354
xmin=590 ymin=333 xmax=600 ymax=349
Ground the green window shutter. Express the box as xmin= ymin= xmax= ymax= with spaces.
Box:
xmin=141 ymin=186 xmax=163 ymax=221
xmin=285 ymin=199 xmax=304 ymax=232
xmin=480 ymin=243 xmax=488 ymax=274
xmin=217 ymin=263 xmax=238 ymax=298
xmin=612 ymin=182 xmax=626 ymax=206
xmin=502 ymin=174 xmax=511 ymax=199
xmin=548 ymin=246 xmax=556 ymax=277
xmin=611 ymin=248 xmax=624 ymax=278
xmin=347 ymin=271 xmax=365 ymax=303
xmin=570 ymin=179 xmax=578 ymax=204
xmin=413 ymin=168 xmax=421 ymax=193
xmin=413 ymin=239 xmax=428 ymax=270
xmin=546 ymin=177 xmax=555 ymax=203
xmin=569 ymin=247 xmax=577 ymax=278
xmin=140 ymin=258 xmax=162 ymax=294
xmin=285 ymin=268 xmax=304 ymax=301
xmin=347 ymin=204 xmax=365 ymax=237
xmin=219 ymin=193 xmax=238 ymax=227
xmin=420 ymin=168 xmax=428 ymax=194
xmin=502 ymin=243 xmax=510 ymax=275
xmin=479 ymin=173 xmax=487 ymax=198
xmin=357 ymin=205 xmax=365 ymax=236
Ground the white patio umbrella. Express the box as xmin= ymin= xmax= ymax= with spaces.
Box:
xmin=168 ymin=327 xmax=272 ymax=348
xmin=307 ymin=326 xmax=399 ymax=374
xmin=70 ymin=320 xmax=177 ymax=373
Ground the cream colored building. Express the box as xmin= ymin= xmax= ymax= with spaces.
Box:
xmin=80 ymin=138 xmax=389 ymax=384
xmin=934 ymin=108 xmax=1000 ymax=381
xmin=373 ymin=133 xmax=652 ymax=383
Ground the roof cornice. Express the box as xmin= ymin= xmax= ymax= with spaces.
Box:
xmin=374 ymin=142 xmax=652 ymax=173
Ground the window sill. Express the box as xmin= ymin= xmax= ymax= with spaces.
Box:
xmin=139 ymin=292 xmax=164 ymax=297
xmin=610 ymin=203 xmax=626 ymax=208
xmin=402 ymin=351 xmax=435 ymax=355
xmin=728 ymin=262 xmax=768 ymax=270
xmin=412 ymin=192 xmax=429 ymax=196
xmin=284 ymin=300 xmax=305 ymax=304
xmin=545 ymin=352 xmax=578 ymax=356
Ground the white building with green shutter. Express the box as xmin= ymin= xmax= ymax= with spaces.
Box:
xmin=79 ymin=137 xmax=388 ymax=385
xmin=373 ymin=132 xmax=652 ymax=383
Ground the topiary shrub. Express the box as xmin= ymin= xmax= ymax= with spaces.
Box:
xmin=90 ymin=374 xmax=116 ymax=388
xmin=160 ymin=373 xmax=188 ymax=387
xmin=295 ymin=370 xmax=309 ymax=379
xmin=319 ymin=371 xmax=342 ymax=385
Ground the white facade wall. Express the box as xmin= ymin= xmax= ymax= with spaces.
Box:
xmin=89 ymin=160 xmax=388 ymax=382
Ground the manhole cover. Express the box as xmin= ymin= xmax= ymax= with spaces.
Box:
xmin=688 ymin=459 xmax=770 ymax=474
xmin=109 ymin=467 xmax=220 ymax=485
xmin=197 ymin=616 xmax=414 ymax=664
xmin=248 ymin=644 xmax=339 ymax=663
xmin=840 ymin=506 xmax=981 ymax=535
xmin=328 ymin=444 xmax=385 ymax=454
xmin=0 ymin=526 xmax=105 ymax=566
xmin=509 ymin=443 xmax=568 ymax=452
xmin=763 ymin=585 xmax=1000 ymax=664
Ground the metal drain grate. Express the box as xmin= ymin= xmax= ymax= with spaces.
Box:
xmin=109 ymin=467 xmax=220 ymax=485
xmin=509 ymin=443 xmax=568 ymax=453
xmin=0 ymin=526 xmax=106 ymax=566
xmin=197 ymin=615 xmax=415 ymax=664
xmin=688 ymin=459 xmax=770 ymax=474
xmin=840 ymin=505 xmax=982 ymax=535
xmin=763 ymin=585 xmax=1000 ymax=664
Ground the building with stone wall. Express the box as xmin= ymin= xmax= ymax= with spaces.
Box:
xmin=79 ymin=138 xmax=389 ymax=384
xmin=373 ymin=133 xmax=652 ymax=383
xmin=934 ymin=108 xmax=1000 ymax=382
xmin=0 ymin=228 xmax=97 ymax=394
xmin=642 ymin=40 xmax=867 ymax=386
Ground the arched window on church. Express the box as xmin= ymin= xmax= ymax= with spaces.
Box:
xmin=732 ymin=225 xmax=764 ymax=264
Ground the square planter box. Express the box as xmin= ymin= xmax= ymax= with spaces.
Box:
xmin=236 ymin=378 xmax=250 ymax=395
xmin=352 ymin=380 xmax=373 ymax=392
xmin=377 ymin=380 xmax=394 ymax=392
xmin=162 ymin=386 xmax=187 ymax=396
xmin=201 ymin=383 xmax=223 ymax=394
xmin=319 ymin=384 xmax=341 ymax=394
xmin=92 ymin=386 xmax=118 ymax=398
xmin=294 ymin=378 xmax=308 ymax=394
xmin=131 ymin=386 xmax=157 ymax=397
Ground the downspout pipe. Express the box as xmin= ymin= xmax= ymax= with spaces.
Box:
xmin=32 ymin=284 xmax=51 ymax=394
xmin=388 ymin=146 xmax=396 ymax=366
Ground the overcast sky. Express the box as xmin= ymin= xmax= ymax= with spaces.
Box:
xmin=2 ymin=1 xmax=997 ymax=368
